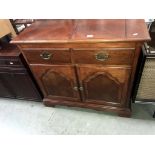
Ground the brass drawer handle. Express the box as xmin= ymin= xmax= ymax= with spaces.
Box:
xmin=95 ymin=52 xmax=109 ymax=61
xmin=40 ymin=51 xmax=52 ymax=60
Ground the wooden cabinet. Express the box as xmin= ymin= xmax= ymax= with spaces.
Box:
xmin=0 ymin=67 xmax=41 ymax=100
xmin=12 ymin=19 xmax=150 ymax=117
xmin=0 ymin=43 xmax=42 ymax=101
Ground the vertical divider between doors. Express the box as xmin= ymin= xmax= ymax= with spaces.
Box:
xmin=71 ymin=48 xmax=84 ymax=102
xmin=74 ymin=64 xmax=85 ymax=102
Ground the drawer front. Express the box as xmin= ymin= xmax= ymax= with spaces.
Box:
xmin=72 ymin=49 xmax=134 ymax=65
xmin=0 ymin=58 xmax=23 ymax=66
xmin=23 ymin=49 xmax=71 ymax=64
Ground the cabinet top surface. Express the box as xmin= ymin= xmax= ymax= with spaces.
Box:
xmin=11 ymin=19 xmax=150 ymax=44
xmin=0 ymin=43 xmax=20 ymax=57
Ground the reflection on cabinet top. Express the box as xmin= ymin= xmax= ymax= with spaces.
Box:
xmin=11 ymin=19 xmax=150 ymax=44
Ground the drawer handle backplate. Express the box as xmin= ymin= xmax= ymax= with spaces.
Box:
xmin=95 ymin=52 xmax=109 ymax=61
xmin=40 ymin=52 xmax=52 ymax=60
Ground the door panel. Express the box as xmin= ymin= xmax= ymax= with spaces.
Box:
xmin=30 ymin=65 xmax=80 ymax=101
xmin=0 ymin=68 xmax=41 ymax=100
xmin=0 ymin=73 xmax=15 ymax=98
xmin=9 ymin=71 xmax=41 ymax=100
xmin=77 ymin=65 xmax=131 ymax=107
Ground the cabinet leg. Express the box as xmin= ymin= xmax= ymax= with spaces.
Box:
xmin=44 ymin=102 xmax=55 ymax=107
xmin=153 ymin=111 xmax=155 ymax=118
xmin=43 ymin=98 xmax=56 ymax=107
xmin=44 ymin=104 xmax=55 ymax=107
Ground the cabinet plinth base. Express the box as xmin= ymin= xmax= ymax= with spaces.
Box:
xmin=118 ymin=112 xmax=131 ymax=118
xmin=43 ymin=98 xmax=131 ymax=117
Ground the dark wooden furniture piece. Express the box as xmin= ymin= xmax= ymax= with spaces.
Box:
xmin=0 ymin=42 xmax=42 ymax=101
xmin=132 ymin=20 xmax=155 ymax=118
xmin=133 ymin=44 xmax=155 ymax=102
xmin=11 ymin=19 xmax=150 ymax=117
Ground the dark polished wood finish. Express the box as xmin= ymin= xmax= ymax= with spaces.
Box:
xmin=0 ymin=42 xmax=42 ymax=101
xmin=12 ymin=19 xmax=150 ymax=117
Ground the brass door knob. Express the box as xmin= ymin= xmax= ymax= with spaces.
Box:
xmin=73 ymin=86 xmax=78 ymax=91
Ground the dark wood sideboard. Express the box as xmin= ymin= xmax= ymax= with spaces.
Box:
xmin=11 ymin=19 xmax=150 ymax=117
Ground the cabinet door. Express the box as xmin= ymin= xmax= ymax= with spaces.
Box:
xmin=0 ymin=67 xmax=41 ymax=100
xmin=30 ymin=65 xmax=80 ymax=101
xmin=8 ymin=69 xmax=42 ymax=101
xmin=0 ymin=72 xmax=15 ymax=98
xmin=77 ymin=65 xmax=131 ymax=107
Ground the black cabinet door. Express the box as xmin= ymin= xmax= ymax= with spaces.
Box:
xmin=0 ymin=73 xmax=15 ymax=98
xmin=0 ymin=67 xmax=42 ymax=101
xmin=10 ymin=69 xmax=42 ymax=101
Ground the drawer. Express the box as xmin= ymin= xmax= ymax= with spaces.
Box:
xmin=72 ymin=49 xmax=134 ymax=65
xmin=0 ymin=58 xmax=23 ymax=66
xmin=23 ymin=49 xmax=71 ymax=64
